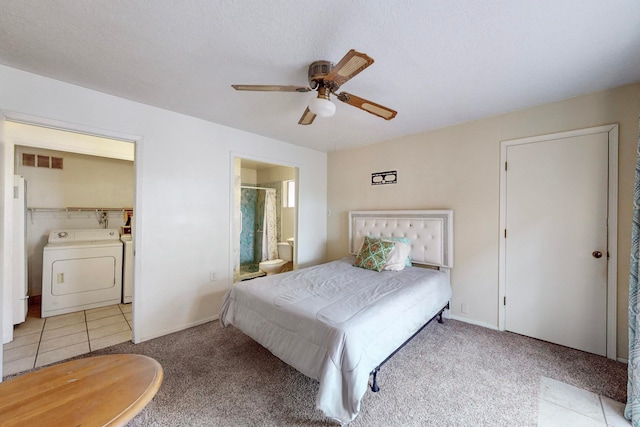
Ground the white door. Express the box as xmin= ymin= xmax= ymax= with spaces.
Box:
xmin=12 ymin=175 xmax=28 ymax=324
xmin=504 ymin=131 xmax=609 ymax=356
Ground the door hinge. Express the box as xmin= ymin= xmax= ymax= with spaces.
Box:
xmin=503 ymin=296 xmax=506 ymax=305
xmin=505 ymin=162 xmax=508 ymax=171
xmin=504 ymin=229 xmax=507 ymax=238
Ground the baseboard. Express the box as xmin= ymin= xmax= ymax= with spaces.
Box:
xmin=135 ymin=315 xmax=218 ymax=343
xmin=449 ymin=314 xmax=628 ymax=363
xmin=449 ymin=314 xmax=499 ymax=331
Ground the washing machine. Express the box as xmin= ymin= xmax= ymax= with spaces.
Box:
xmin=42 ymin=228 xmax=123 ymax=318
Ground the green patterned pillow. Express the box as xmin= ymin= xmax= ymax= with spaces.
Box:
xmin=354 ymin=236 xmax=395 ymax=272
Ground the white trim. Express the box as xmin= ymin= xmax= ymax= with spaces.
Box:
xmin=450 ymin=314 xmax=500 ymax=331
xmin=607 ymin=125 xmax=619 ymax=361
xmin=0 ymin=112 xmax=6 ymax=378
xmin=139 ymin=315 xmax=217 ymax=342
xmin=2 ymin=110 xmax=139 ymax=143
xmin=498 ymin=124 xmax=618 ymax=360
xmin=0 ymin=110 xmax=143 ymax=343
xmin=1 ymin=112 xmax=12 ymax=349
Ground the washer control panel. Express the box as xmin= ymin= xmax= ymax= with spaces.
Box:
xmin=48 ymin=228 xmax=120 ymax=243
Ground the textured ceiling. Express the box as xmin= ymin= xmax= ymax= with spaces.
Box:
xmin=0 ymin=1 xmax=639 ymax=152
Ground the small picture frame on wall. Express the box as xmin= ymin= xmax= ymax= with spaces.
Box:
xmin=371 ymin=170 xmax=397 ymax=185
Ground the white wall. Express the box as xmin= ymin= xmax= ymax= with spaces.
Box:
xmin=327 ymin=82 xmax=640 ymax=360
xmin=0 ymin=65 xmax=327 ymax=349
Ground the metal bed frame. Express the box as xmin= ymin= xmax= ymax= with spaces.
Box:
xmin=369 ymin=302 xmax=449 ymax=392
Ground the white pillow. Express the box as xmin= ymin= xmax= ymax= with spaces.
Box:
xmin=383 ymin=241 xmax=411 ymax=271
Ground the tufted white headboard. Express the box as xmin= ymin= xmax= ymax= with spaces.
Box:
xmin=349 ymin=210 xmax=454 ymax=269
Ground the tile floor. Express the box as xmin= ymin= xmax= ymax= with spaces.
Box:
xmin=538 ymin=376 xmax=630 ymax=426
xmin=3 ymin=303 xmax=132 ymax=377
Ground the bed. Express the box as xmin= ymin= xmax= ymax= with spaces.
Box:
xmin=220 ymin=210 xmax=453 ymax=424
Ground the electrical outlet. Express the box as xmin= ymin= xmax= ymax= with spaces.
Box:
xmin=461 ymin=303 xmax=468 ymax=314
xmin=209 ymin=272 xmax=217 ymax=282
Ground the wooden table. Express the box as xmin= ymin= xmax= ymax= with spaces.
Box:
xmin=0 ymin=354 xmax=163 ymax=427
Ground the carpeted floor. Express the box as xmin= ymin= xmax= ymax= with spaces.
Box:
xmin=68 ymin=318 xmax=626 ymax=426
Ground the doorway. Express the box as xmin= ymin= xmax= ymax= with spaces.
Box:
xmin=5 ymin=121 xmax=136 ymax=340
xmin=498 ymin=125 xmax=618 ymax=358
xmin=232 ymin=157 xmax=297 ymax=283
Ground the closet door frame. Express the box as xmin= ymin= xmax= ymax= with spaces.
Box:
xmin=497 ymin=124 xmax=618 ymax=360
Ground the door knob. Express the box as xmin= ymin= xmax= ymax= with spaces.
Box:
xmin=592 ymin=251 xmax=603 ymax=259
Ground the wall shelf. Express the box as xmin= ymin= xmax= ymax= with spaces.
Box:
xmin=26 ymin=207 xmax=133 ymax=225
xmin=28 ymin=207 xmax=133 ymax=212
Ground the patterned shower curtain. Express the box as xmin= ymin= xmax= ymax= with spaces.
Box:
xmin=627 ymin=115 xmax=640 ymax=426
xmin=261 ymin=188 xmax=278 ymax=261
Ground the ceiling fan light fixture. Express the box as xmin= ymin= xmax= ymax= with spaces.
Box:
xmin=308 ymin=97 xmax=336 ymax=117
xmin=232 ymin=49 xmax=397 ymax=125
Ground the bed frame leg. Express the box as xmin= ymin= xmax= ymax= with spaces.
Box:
xmin=437 ymin=302 xmax=450 ymax=324
xmin=371 ymin=367 xmax=380 ymax=392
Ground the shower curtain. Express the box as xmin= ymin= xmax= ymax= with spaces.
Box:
xmin=262 ymin=189 xmax=278 ymax=261
xmin=627 ymin=114 xmax=640 ymax=426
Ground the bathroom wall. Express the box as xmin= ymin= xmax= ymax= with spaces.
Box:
xmin=257 ymin=166 xmax=295 ymax=243
xmin=14 ymin=145 xmax=134 ymax=296
xmin=240 ymin=167 xmax=257 ymax=185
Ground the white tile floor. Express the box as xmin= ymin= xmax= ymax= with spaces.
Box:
xmin=3 ymin=303 xmax=132 ymax=377
xmin=538 ymin=376 xmax=630 ymax=427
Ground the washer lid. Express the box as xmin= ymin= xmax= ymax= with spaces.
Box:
xmin=48 ymin=228 xmax=120 ymax=243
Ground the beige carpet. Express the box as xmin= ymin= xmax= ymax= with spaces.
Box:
xmin=47 ymin=319 xmax=630 ymax=426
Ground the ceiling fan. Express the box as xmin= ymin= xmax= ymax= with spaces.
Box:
xmin=231 ymin=49 xmax=397 ymax=125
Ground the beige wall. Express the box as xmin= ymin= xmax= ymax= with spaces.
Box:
xmin=258 ymin=166 xmax=296 ymax=242
xmin=327 ymin=82 xmax=640 ymax=360
xmin=257 ymin=165 xmax=295 ymax=183
xmin=241 ymin=164 xmax=296 ymax=243
xmin=15 ymin=146 xmax=134 ymax=208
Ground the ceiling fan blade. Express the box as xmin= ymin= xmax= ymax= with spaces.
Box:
xmin=298 ymin=107 xmax=316 ymax=125
xmin=323 ymin=49 xmax=374 ymax=88
xmin=231 ymin=84 xmax=311 ymax=92
xmin=337 ymin=92 xmax=397 ymax=120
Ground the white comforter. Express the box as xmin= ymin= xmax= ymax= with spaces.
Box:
xmin=219 ymin=257 xmax=452 ymax=424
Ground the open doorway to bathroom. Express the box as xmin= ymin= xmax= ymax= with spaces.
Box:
xmin=232 ymin=158 xmax=297 ymax=283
